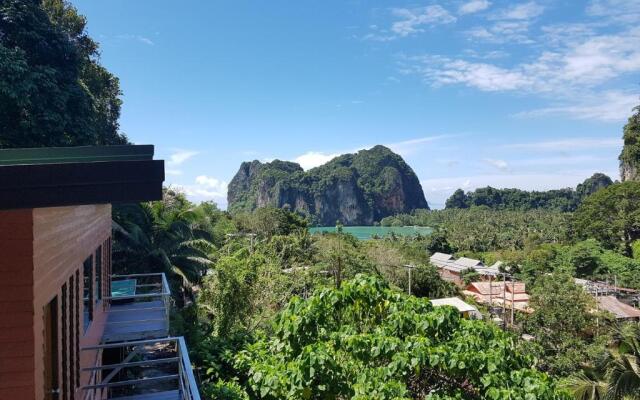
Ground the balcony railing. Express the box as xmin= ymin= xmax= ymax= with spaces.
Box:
xmin=82 ymin=336 xmax=201 ymax=400
xmin=103 ymin=273 xmax=171 ymax=343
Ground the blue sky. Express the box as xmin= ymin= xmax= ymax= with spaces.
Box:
xmin=73 ymin=0 xmax=640 ymax=208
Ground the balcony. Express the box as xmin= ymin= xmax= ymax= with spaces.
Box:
xmin=82 ymin=337 xmax=200 ymax=400
xmin=103 ymin=273 xmax=171 ymax=343
xmin=81 ymin=273 xmax=201 ymax=399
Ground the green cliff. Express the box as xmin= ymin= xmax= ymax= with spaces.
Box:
xmin=227 ymin=145 xmax=429 ymax=225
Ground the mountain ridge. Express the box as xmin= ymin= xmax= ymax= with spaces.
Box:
xmin=227 ymin=145 xmax=429 ymax=225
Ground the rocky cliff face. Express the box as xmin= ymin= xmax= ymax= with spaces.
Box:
xmin=227 ymin=145 xmax=429 ymax=225
xmin=620 ymin=105 xmax=640 ymax=182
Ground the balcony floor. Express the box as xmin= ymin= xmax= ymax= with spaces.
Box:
xmin=110 ymin=390 xmax=180 ymax=400
xmin=103 ymin=300 xmax=169 ymax=343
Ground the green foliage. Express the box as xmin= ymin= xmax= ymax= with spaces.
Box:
xmin=443 ymin=174 xmax=612 ymax=212
xmin=0 ymin=0 xmax=127 ymax=148
xmin=382 ymin=208 xmax=571 ymax=252
xmin=234 ymin=207 xmax=308 ymax=237
xmin=574 ymin=182 xmax=640 ymax=256
xmin=524 ymin=273 xmax=604 ymax=376
xmin=112 ymin=190 xmax=214 ymax=297
xmin=236 ymin=275 xmax=568 ymax=399
xmin=619 ymin=103 xmax=640 ymax=182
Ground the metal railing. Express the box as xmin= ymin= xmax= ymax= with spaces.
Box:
xmin=106 ymin=273 xmax=171 ymax=334
xmin=81 ymin=336 xmax=201 ymax=400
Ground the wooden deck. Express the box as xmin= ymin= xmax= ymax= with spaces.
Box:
xmin=103 ymin=300 xmax=169 ymax=343
xmin=110 ymin=390 xmax=180 ymax=400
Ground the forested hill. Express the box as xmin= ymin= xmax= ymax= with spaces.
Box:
xmin=227 ymin=145 xmax=429 ymax=225
xmin=444 ymin=173 xmax=613 ymax=211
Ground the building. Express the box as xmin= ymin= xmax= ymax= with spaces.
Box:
xmin=596 ymin=296 xmax=640 ymax=321
xmin=430 ymin=297 xmax=483 ymax=319
xmin=463 ymin=281 xmax=531 ymax=312
xmin=429 ymin=252 xmax=501 ymax=286
xmin=0 ymin=146 xmax=200 ymax=400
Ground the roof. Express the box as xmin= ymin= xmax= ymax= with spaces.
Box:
xmin=456 ymin=257 xmax=484 ymax=268
xmin=597 ymin=296 xmax=640 ymax=319
xmin=431 ymin=297 xmax=482 ymax=319
xmin=467 ymin=282 xmax=528 ymax=298
xmin=430 ymin=252 xmax=454 ymax=262
xmin=0 ymin=145 xmax=164 ymax=210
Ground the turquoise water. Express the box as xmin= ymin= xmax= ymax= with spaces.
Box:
xmin=309 ymin=226 xmax=433 ymax=240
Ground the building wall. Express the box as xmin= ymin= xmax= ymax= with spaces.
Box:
xmin=32 ymin=204 xmax=112 ymax=400
xmin=0 ymin=209 xmax=35 ymax=400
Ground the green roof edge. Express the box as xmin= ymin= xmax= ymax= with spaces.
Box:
xmin=0 ymin=145 xmax=155 ymax=166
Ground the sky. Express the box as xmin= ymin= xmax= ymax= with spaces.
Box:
xmin=73 ymin=0 xmax=640 ymax=209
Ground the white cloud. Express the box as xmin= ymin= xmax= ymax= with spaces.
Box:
xmin=492 ymin=1 xmax=544 ymax=20
xmin=387 ymin=134 xmax=454 ymax=156
xmin=180 ymin=175 xmax=229 ymax=205
xmin=459 ymin=0 xmax=491 ymax=15
xmin=405 ymin=25 xmax=640 ymax=121
xmin=390 ymin=5 xmax=457 ymax=37
xmin=503 ymin=137 xmax=622 ymax=151
xmin=291 ymin=135 xmax=452 ymax=170
xmin=409 ymin=56 xmax=532 ymax=91
xmin=294 ymin=151 xmax=340 ymax=170
xmin=516 ymin=91 xmax=639 ymax=121
xmin=116 ymin=34 xmax=155 ymax=46
xmin=166 ymin=169 xmax=183 ymax=176
xmin=483 ymin=158 xmax=509 ymax=171
xmin=168 ymin=149 xmax=199 ymax=166
xmin=586 ymin=0 xmax=640 ymax=24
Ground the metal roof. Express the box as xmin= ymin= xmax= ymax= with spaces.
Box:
xmin=431 ymin=297 xmax=482 ymax=319
xmin=0 ymin=145 xmax=154 ymax=165
xmin=597 ymin=296 xmax=640 ymax=319
xmin=0 ymin=145 xmax=164 ymax=210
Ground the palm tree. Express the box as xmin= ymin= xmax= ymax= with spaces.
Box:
xmin=567 ymin=325 xmax=640 ymax=400
xmin=606 ymin=325 xmax=640 ymax=399
xmin=112 ymin=200 xmax=213 ymax=299
xmin=565 ymin=370 xmax=607 ymax=400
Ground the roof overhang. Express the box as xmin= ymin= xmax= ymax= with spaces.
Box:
xmin=0 ymin=145 xmax=165 ymax=210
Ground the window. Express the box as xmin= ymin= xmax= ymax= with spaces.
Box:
xmin=95 ymin=246 xmax=102 ymax=303
xmin=61 ymin=283 xmax=68 ymax=400
xmin=75 ymin=270 xmax=80 ymax=384
xmin=69 ymin=275 xmax=75 ymax=393
xmin=83 ymin=256 xmax=93 ymax=333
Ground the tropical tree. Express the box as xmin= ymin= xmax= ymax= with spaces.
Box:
xmin=574 ymin=182 xmax=640 ymax=256
xmin=0 ymin=0 xmax=127 ymax=148
xmin=231 ymin=274 xmax=569 ymax=399
xmin=112 ymin=192 xmax=213 ymax=296
xmin=605 ymin=325 xmax=640 ymax=399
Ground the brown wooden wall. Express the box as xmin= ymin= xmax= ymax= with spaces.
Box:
xmin=0 ymin=209 xmax=35 ymax=400
xmin=32 ymin=204 xmax=112 ymax=400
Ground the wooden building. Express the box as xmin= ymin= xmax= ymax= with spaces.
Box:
xmin=463 ymin=281 xmax=531 ymax=312
xmin=0 ymin=146 xmax=200 ymax=400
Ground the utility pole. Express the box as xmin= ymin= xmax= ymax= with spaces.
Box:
xmin=502 ymin=273 xmax=507 ymax=330
xmin=510 ymin=280 xmax=515 ymax=327
xmin=403 ymin=264 xmax=416 ymax=295
xmin=488 ymin=275 xmax=493 ymax=320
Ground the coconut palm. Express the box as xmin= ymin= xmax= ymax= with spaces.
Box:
xmin=112 ymin=199 xmax=214 ymax=296
xmin=606 ymin=325 xmax=640 ymax=399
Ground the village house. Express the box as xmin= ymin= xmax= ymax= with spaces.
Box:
xmin=429 ymin=252 xmax=501 ymax=286
xmin=463 ymin=281 xmax=531 ymax=313
xmin=430 ymin=297 xmax=483 ymax=320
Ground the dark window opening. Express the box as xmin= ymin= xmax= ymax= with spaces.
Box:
xmin=83 ymin=256 xmax=93 ymax=333
xmin=69 ymin=275 xmax=75 ymax=392
xmin=75 ymin=270 xmax=80 ymax=384
xmin=61 ymin=283 xmax=68 ymax=400
xmin=95 ymin=246 xmax=102 ymax=302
